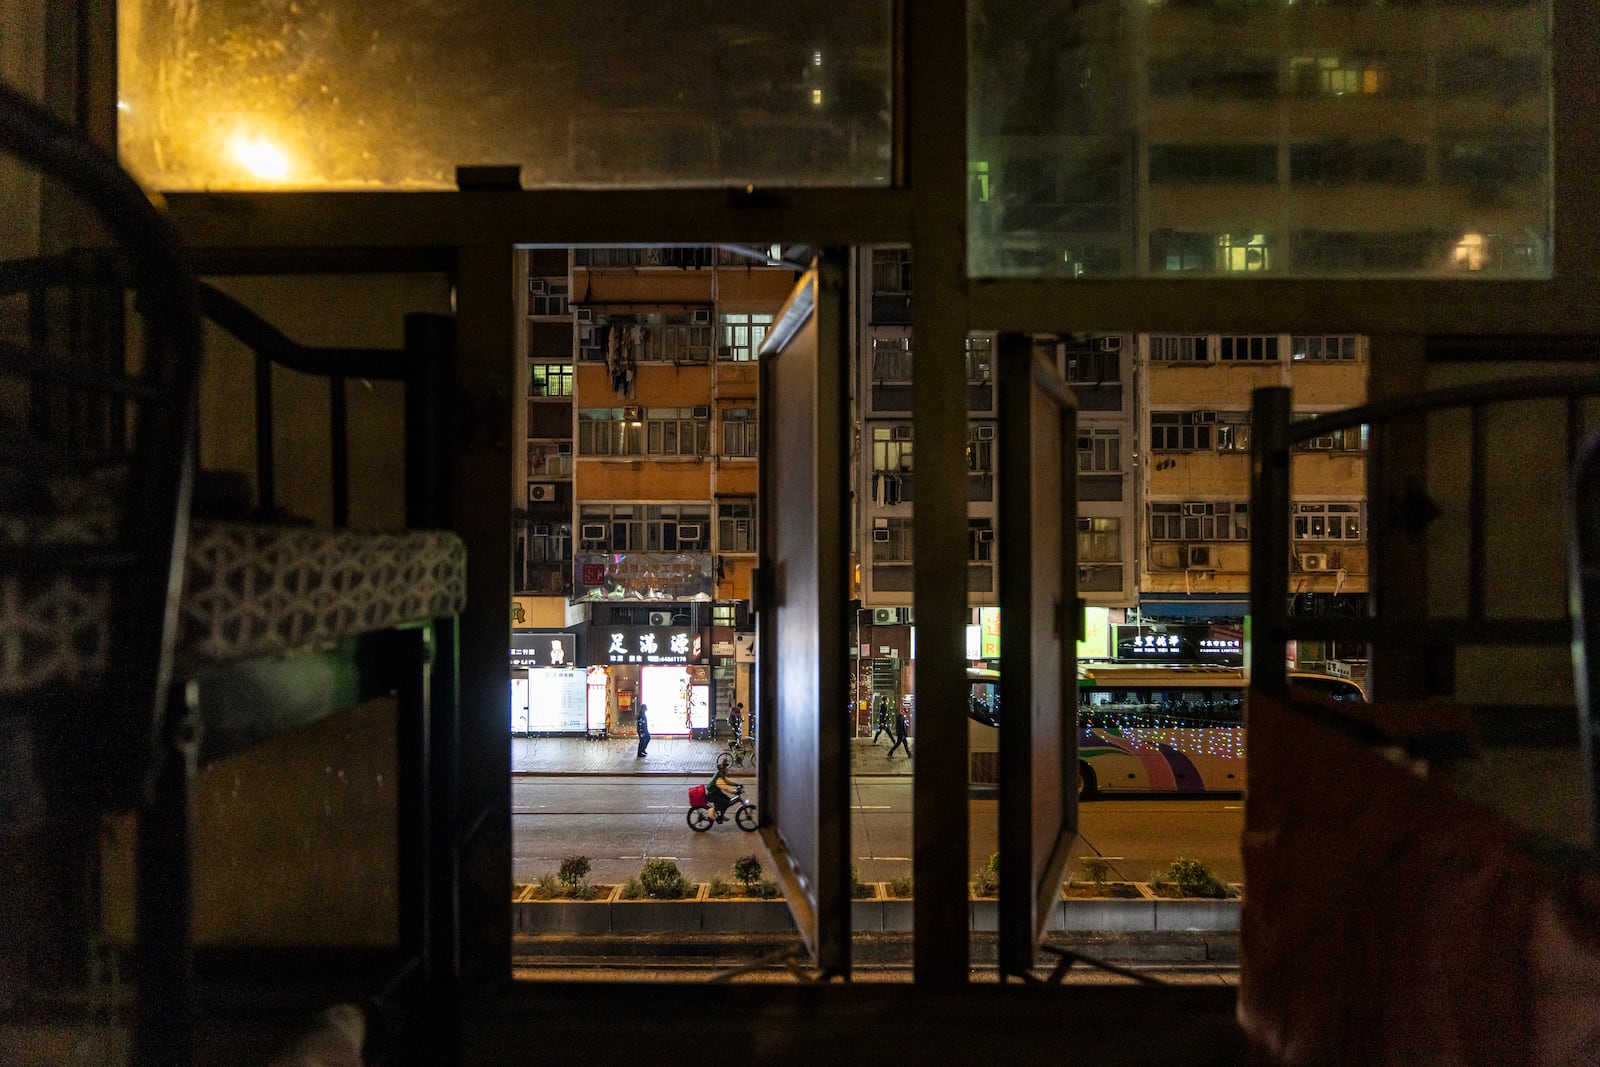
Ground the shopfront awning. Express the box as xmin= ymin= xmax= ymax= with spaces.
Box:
xmin=1136 ymin=598 xmax=1249 ymax=619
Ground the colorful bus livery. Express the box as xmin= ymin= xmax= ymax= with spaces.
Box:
xmin=1076 ymin=666 xmax=1247 ymax=796
xmin=965 ymin=664 xmax=1365 ymax=796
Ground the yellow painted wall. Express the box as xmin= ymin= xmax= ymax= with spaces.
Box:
xmin=716 ymin=461 xmax=759 ymax=496
xmin=716 ymin=363 xmax=760 ymax=399
xmin=571 ymin=270 xmax=714 ymax=304
xmin=1148 ymin=364 xmax=1287 ymax=407
xmin=575 ymin=459 xmax=711 ymax=501
xmin=718 ymin=557 xmax=757 ymax=601
xmin=717 ymin=269 xmax=801 ymax=311
xmin=1149 ymin=452 xmax=1252 ymax=496
xmin=1288 ymin=363 xmax=1370 ymax=407
xmin=513 ymin=595 xmax=568 ymax=629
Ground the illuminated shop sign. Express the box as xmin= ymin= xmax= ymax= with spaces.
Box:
xmin=510 ymin=633 xmax=577 ymax=669
xmin=1113 ymin=624 xmax=1242 ymax=665
xmin=572 ymin=552 xmax=714 ymax=602
xmin=601 ymin=627 xmax=707 ymax=665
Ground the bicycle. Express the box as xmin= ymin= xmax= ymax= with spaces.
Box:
xmin=687 ymin=782 xmax=757 ymax=833
xmin=717 ymin=735 xmax=753 ymax=770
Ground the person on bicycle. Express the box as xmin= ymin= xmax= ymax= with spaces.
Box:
xmin=705 ymin=764 xmax=739 ymax=823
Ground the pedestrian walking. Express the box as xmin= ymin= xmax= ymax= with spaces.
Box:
xmin=729 ymin=701 xmax=745 ymax=745
xmin=886 ymin=705 xmax=912 ymax=759
xmin=870 ymin=696 xmax=890 ymax=744
xmin=635 ymin=703 xmax=651 ymax=758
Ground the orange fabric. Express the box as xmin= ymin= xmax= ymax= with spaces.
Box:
xmin=1238 ymin=689 xmax=1600 ymax=1066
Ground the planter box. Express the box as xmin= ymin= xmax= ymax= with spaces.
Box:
xmin=880 ymin=891 xmax=913 ymax=932
xmin=1152 ymin=897 xmax=1240 ymax=932
xmin=610 ymin=883 xmax=706 ymax=934
xmin=514 ymin=884 xmax=620 ymax=935
xmin=701 ymin=895 xmax=794 ymax=933
xmin=851 ymin=883 xmax=884 ymax=933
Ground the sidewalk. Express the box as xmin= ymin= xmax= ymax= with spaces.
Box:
xmin=511 ymin=734 xmax=916 ymax=777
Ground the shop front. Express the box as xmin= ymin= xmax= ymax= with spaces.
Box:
xmin=586 ymin=620 xmax=714 ymax=738
xmin=510 ymin=632 xmax=601 ymax=736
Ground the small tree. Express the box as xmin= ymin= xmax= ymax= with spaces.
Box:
xmin=971 ymin=851 xmax=999 ymax=897
xmin=558 ymin=855 xmax=592 ymax=894
xmin=733 ymin=854 xmax=763 ymax=893
xmin=1166 ymin=857 xmax=1227 ymax=899
xmin=1079 ymin=856 xmax=1110 ymax=892
xmin=850 ymin=865 xmax=874 ymax=899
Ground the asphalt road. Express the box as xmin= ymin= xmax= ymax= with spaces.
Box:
xmin=512 ymin=775 xmax=1245 ymax=888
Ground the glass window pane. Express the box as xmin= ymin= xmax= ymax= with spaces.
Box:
xmin=968 ymin=1 xmax=1552 ymax=279
xmin=119 ymin=2 xmax=892 ymax=190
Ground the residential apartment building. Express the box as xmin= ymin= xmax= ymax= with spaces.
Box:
xmin=513 ymin=246 xmax=797 ymax=736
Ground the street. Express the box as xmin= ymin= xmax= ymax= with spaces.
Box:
xmin=512 ymin=774 xmax=1245 ymax=888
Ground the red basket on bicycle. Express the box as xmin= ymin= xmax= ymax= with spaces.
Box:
xmin=688 ymin=784 xmax=707 ymax=807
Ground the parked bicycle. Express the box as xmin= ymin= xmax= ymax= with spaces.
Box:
xmin=687 ymin=782 xmax=758 ymax=832
xmin=717 ymin=736 xmax=753 ymax=771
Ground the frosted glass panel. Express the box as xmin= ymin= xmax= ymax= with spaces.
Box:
xmin=969 ymin=0 xmax=1553 ymax=279
xmin=118 ymin=2 xmax=891 ymax=190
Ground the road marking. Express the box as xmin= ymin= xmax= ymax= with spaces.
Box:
xmin=647 ymin=805 xmax=676 ymax=809
xmin=869 ymin=856 xmax=911 ymax=861
xmin=852 ymin=805 xmax=892 ymax=810
xmin=1223 ymin=805 xmax=1242 ymax=810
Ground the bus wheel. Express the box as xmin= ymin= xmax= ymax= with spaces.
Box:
xmin=1077 ymin=762 xmax=1097 ymax=801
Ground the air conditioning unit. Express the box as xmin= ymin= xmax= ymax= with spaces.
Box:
xmin=1182 ymin=502 xmax=1208 ymax=517
xmin=976 ymin=529 xmax=994 ymax=542
xmin=892 ymin=425 xmax=912 ymax=440
xmin=1299 ymin=552 xmax=1330 ymax=572
xmin=1095 ymin=336 xmax=1122 ymax=352
xmin=529 ymin=278 xmax=547 ymax=295
xmin=1195 ymin=410 xmax=1217 ymax=423
xmin=556 ymin=442 xmax=573 ymax=455
xmin=692 ymin=405 xmax=711 ymax=419
xmin=1187 ymin=544 xmax=1213 ymax=568
xmin=532 ymin=525 xmax=551 ymax=536
xmin=528 ymin=483 xmax=557 ymax=502
xmin=872 ymin=608 xmax=898 ymax=624
xmin=580 ymin=524 xmax=607 ymax=541
xmin=649 ymin=611 xmax=673 ymax=626
xmin=623 ymin=406 xmax=642 ymax=420
xmin=691 ymin=308 xmax=712 ymax=326
xmin=677 ymin=524 xmax=703 ymax=541
xmin=575 ymin=307 xmax=593 ymax=322
xmin=975 ymin=425 xmax=995 ymax=440
xmin=872 ymin=528 xmax=891 ymax=542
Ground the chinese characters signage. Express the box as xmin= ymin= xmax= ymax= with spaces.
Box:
xmin=573 ymin=552 xmax=714 ymax=602
xmin=511 ymin=632 xmax=577 ymax=670
xmin=602 ymin=626 xmax=707 ymax=665
xmin=1114 ymin=624 xmax=1242 ymax=665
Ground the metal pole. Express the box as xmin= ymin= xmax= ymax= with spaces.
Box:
xmin=1250 ymin=387 xmax=1292 ymax=699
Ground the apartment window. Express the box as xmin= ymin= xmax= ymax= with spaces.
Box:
xmin=1148 ymin=53 xmax=1278 ymax=99
xmin=1078 ymin=517 xmax=1121 ymax=563
xmin=873 ymin=426 xmax=914 ymax=473
xmin=872 ymin=248 xmax=912 ymax=293
xmin=1151 ymin=411 xmax=1214 ymax=451
xmin=578 ymin=324 xmax=604 ymax=362
xmin=1440 ymin=134 xmax=1547 ymax=185
xmin=965 ymin=336 xmax=993 ymax=383
xmin=1064 ymin=340 xmax=1120 ymax=382
xmin=529 ymin=362 xmax=573 ymax=397
xmin=1290 ymin=55 xmax=1390 ymax=97
xmin=645 ymin=408 xmax=712 ymax=456
xmin=644 ymin=504 xmax=711 ymax=551
xmin=1438 ymin=51 xmax=1543 ymax=98
xmin=1218 ymin=233 xmax=1271 ymax=273
xmin=527 ymin=522 xmax=571 ymax=564
xmin=967 ymin=426 xmax=994 ymax=473
xmin=1078 ymin=428 xmax=1121 ymax=472
xmin=1148 ymin=144 xmax=1276 ymax=184
xmin=711 ymin=604 xmax=737 ymax=627
xmin=871 ymin=517 xmax=913 ymax=563
xmin=718 ymin=500 xmax=757 ymax=553
xmin=1216 ymin=413 xmax=1252 ymax=453
xmin=872 ymin=336 xmax=913 ymax=380
xmin=1150 ymin=502 xmax=1249 ymax=541
xmin=720 ymin=313 xmax=774 ymax=362
xmin=1152 ymin=231 xmax=1215 ymax=273
xmin=1289 ymin=141 xmax=1426 ymax=186
xmin=578 ymin=409 xmax=644 ymax=455
xmin=721 ymin=407 xmax=758 ymax=457
xmin=529 ymin=279 xmax=569 ymax=317
xmin=1294 ymin=502 xmax=1364 ymax=540
xmin=1291 ymin=231 xmax=1442 ymax=273
xmin=1293 ymin=418 xmax=1368 ymax=452
xmin=968 ymin=519 xmax=995 ymax=562
xmin=655 ymin=320 xmax=715 ymax=363
xmin=579 ymin=505 xmax=644 ymax=551
xmin=1292 ymin=335 xmax=1360 ymax=362
xmin=1218 ymin=335 xmax=1280 ymax=361
xmin=1149 ymin=335 xmax=1207 ymax=363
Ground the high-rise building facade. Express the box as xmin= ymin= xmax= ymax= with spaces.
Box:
xmin=513 ymin=247 xmax=797 ymax=737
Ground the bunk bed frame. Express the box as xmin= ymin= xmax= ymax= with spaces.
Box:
xmin=1 ymin=80 xmax=464 ymax=1065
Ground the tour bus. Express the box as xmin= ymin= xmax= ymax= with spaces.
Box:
xmin=966 ymin=663 xmax=1365 ymax=796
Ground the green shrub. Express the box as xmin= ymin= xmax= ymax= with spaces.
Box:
xmin=558 ymin=855 xmax=592 ymax=892
xmin=754 ymin=879 xmax=781 ymax=899
xmin=733 ymin=854 xmax=763 ymax=891
xmin=849 ymin=865 xmax=874 ymax=899
xmin=971 ymin=851 xmax=1000 ymax=897
xmin=619 ymin=876 xmax=643 ymax=900
xmin=536 ymin=872 xmax=563 ymax=898
xmin=888 ymin=874 xmax=914 ymax=898
xmin=1166 ymin=857 xmax=1227 ymax=899
xmin=639 ymin=857 xmax=691 ymax=899
xmin=1078 ymin=856 xmax=1110 ymax=891
xmin=707 ymin=876 xmax=733 ymax=899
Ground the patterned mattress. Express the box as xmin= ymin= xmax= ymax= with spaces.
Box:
xmin=2 ymin=521 xmax=468 ymax=694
